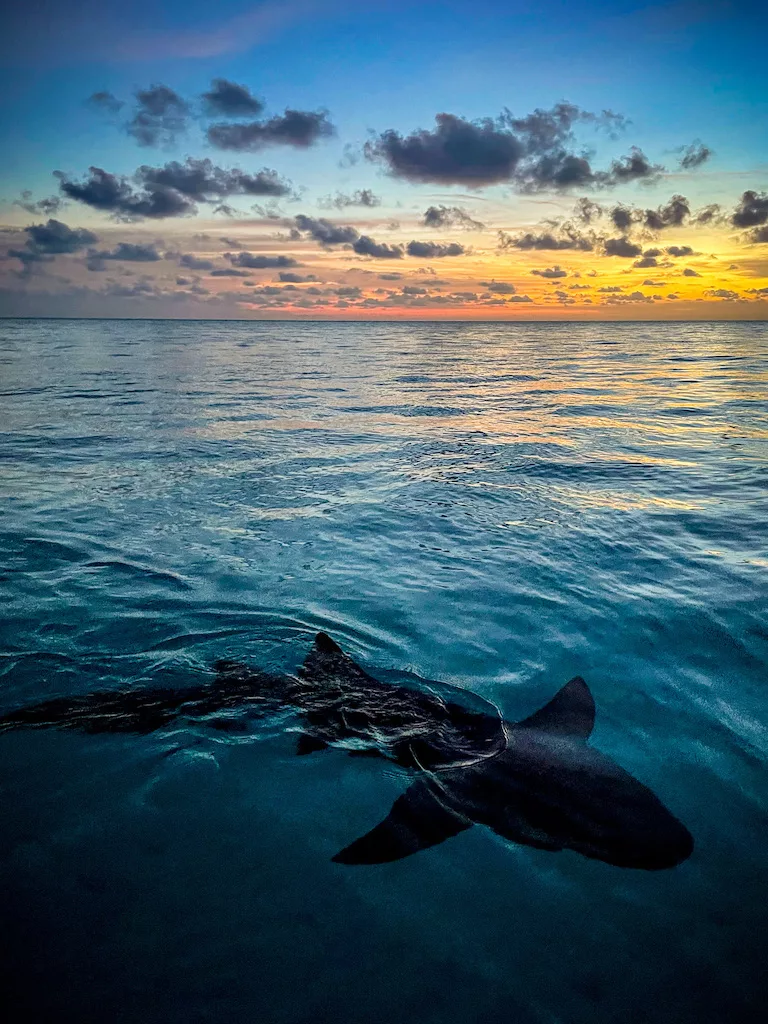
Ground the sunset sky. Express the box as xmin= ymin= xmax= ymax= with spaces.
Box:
xmin=1 ymin=0 xmax=766 ymax=320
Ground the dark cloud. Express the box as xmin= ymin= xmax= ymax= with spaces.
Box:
xmin=531 ymin=265 xmax=567 ymax=278
xmin=364 ymin=112 xmax=524 ymax=186
xmin=227 ymin=252 xmax=298 ymax=269
xmin=405 ymin=240 xmax=465 ymax=258
xmin=207 ymin=109 xmax=334 ymax=151
xmin=498 ymin=228 xmax=593 ymax=251
xmin=603 ymin=237 xmax=643 ymax=257
xmin=610 ymin=205 xmax=636 ymax=233
xmin=14 ymin=191 xmax=64 ymax=216
xmin=666 ymin=245 xmax=694 ymax=257
xmin=598 ymin=286 xmax=623 ymax=293
xmin=136 ymin=158 xmax=292 ymax=200
xmin=749 ymin=226 xmax=768 ymax=243
xmin=127 ymin=84 xmax=189 ymax=147
xmin=422 ymin=205 xmax=485 ymax=230
xmin=573 ymin=198 xmax=603 ymax=224
xmin=746 ymin=286 xmax=768 ymax=296
xmin=210 ymin=268 xmax=251 ymax=277
xmin=643 ymin=248 xmax=663 ymax=258
xmin=694 ymin=204 xmax=721 ymax=225
xmin=642 ymin=279 xmax=666 ymax=287
xmin=682 ymin=267 xmax=701 ymax=276
xmin=378 ymin=272 xmax=402 ymax=280
xmin=86 ymin=241 xmax=162 ymax=270
xmin=508 ymin=294 xmax=533 ymax=303
xmin=293 ymin=215 xmax=358 ymax=247
xmin=633 ymin=256 xmax=659 ymax=268
xmin=705 ymin=288 xmax=740 ymax=300
xmin=479 ymin=280 xmax=516 ymax=294
xmin=20 ymin=219 xmax=98 ymax=259
xmin=644 ymin=195 xmax=690 ymax=231
xmin=365 ymin=104 xmax=664 ymax=192
xmin=178 ymin=253 xmax=214 ymax=270
xmin=93 ymin=242 xmax=161 ymax=262
xmin=353 ymin=236 xmax=403 ymax=259
xmin=596 ymin=147 xmax=663 ymax=186
xmin=88 ymin=90 xmax=124 ymax=115
xmin=679 ymin=141 xmax=712 ymax=170
xmin=202 ymin=79 xmax=263 ymax=117
xmin=278 ymin=272 xmax=317 ymax=282
xmin=58 ymin=166 xmax=195 ymax=219
xmin=318 ymin=189 xmax=381 ymax=209
xmin=732 ymin=191 xmax=768 ymax=228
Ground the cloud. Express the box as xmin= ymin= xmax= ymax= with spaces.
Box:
xmin=86 ymin=242 xmax=163 ymax=270
xmin=598 ymin=286 xmax=623 ymax=293
xmin=365 ymin=112 xmax=523 ymax=186
xmin=746 ymin=286 xmax=768 ymax=296
xmin=682 ymin=267 xmax=701 ymax=276
xmin=136 ymin=158 xmax=292 ymax=200
xmin=666 ymin=245 xmax=694 ymax=257
xmin=278 ymin=272 xmax=317 ymax=282
xmin=642 ymin=279 xmax=666 ymax=287
xmin=531 ymin=265 xmax=567 ymax=278
xmin=405 ymin=240 xmax=465 ymax=258
xmin=364 ymin=104 xmax=636 ymax=191
xmin=610 ymin=205 xmax=636 ymax=233
xmin=678 ymin=141 xmax=712 ymax=170
xmin=23 ymin=219 xmax=97 ymax=254
xmin=596 ymin=147 xmax=664 ymax=186
xmin=207 ymin=109 xmax=334 ymax=150
xmin=507 ymin=294 xmax=533 ymax=303
xmin=705 ymin=288 xmax=740 ymax=300
xmin=479 ymin=280 xmax=516 ymax=294
xmin=378 ymin=272 xmax=402 ymax=280
xmin=353 ymin=236 xmax=403 ymax=259
xmin=603 ymin=237 xmax=643 ymax=257
xmin=14 ymin=191 xmax=65 ymax=216
xmin=634 ymin=257 xmax=658 ymax=268
xmin=749 ymin=226 xmax=768 ymax=243
xmin=498 ymin=229 xmax=593 ymax=251
xmin=178 ymin=253 xmax=214 ymax=270
xmin=644 ymin=194 xmax=690 ymax=231
xmin=201 ymin=79 xmax=264 ymax=117
xmin=226 ymin=252 xmax=298 ymax=268
xmin=58 ymin=166 xmax=195 ymax=219
xmin=293 ymin=215 xmax=359 ymax=247
xmin=318 ymin=189 xmax=381 ymax=209
xmin=422 ymin=205 xmax=485 ymax=230
xmin=127 ymin=84 xmax=189 ymax=147
xmin=88 ymin=90 xmax=124 ymax=115
xmin=732 ymin=190 xmax=768 ymax=228
xmin=210 ymin=268 xmax=251 ymax=277
xmin=694 ymin=204 xmax=721 ymax=225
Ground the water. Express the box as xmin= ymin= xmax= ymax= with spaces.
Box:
xmin=1 ymin=318 xmax=766 ymax=1023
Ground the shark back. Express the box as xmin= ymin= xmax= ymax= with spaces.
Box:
xmin=293 ymin=632 xmax=506 ymax=768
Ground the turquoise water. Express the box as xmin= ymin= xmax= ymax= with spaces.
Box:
xmin=1 ymin=318 xmax=766 ymax=1023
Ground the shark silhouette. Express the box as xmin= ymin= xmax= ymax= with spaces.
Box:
xmin=0 ymin=632 xmax=693 ymax=870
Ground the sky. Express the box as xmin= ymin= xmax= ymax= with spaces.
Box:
xmin=0 ymin=0 xmax=767 ymax=320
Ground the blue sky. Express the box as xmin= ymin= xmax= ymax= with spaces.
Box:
xmin=1 ymin=0 xmax=766 ymax=318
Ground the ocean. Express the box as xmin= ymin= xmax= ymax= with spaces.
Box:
xmin=1 ymin=318 xmax=766 ymax=1023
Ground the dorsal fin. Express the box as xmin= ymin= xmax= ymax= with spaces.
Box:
xmin=299 ymin=632 xmax=370 ymax=683
xmin=516 ymin=676 xmax=595 ymax=740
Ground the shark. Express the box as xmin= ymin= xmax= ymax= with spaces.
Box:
xmin=0 ymin=631 xmax=693 ymax=870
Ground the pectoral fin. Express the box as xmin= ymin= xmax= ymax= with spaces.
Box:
xmin=332 ymin=780 xmax=472 ymax=865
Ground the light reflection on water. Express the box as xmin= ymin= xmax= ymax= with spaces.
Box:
xmin=0 ymin=318 xmax=767 ymax=1024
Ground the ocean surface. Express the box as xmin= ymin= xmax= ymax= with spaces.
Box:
xmin=1 ymin=317 xmax=766 ymax=1024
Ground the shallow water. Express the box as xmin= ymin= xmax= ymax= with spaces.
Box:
xmin=1 ymin=318 xmax=766 ymax=1023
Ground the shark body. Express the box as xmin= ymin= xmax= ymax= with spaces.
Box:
xmin=0 ymin=631 xmax=693 ymax=870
